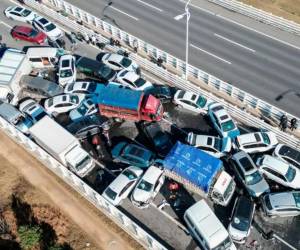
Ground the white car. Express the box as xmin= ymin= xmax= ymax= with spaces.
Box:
xmin=69 ymin=98 xmax=98 ymax=121
xmin=32 ymin=16 xmax=63 ymax=41
xmin=116 ymin=69 xmax=153 ymax=90
xmin=234 ymin=132 xmax=278 ymax=154
xmin=257 ymin=155 xmax=300 ymax=189
xmin=273 ymin=144 xmax=300 ymax=169
xmin=19 ymin=98 xmax=47 ymax=123
xmin=186 ymin=132 xmax=232 ymax=158
xmin=58 ymin=55 xmax=76 ymax=87
xmin=65 ymin=81 xmax=98 ymax=96
xmin=98 ymin=53 xmax=140 ymax=73
xmin=173 ymin=90 xmax=212 ymax=114
xmin=131 ymin=166 xmax=165 ymax=209
xmin=102 ymin=166 xmax=143 ymax=206
xmin=4 ymin=6 xmax=37 ymax=23
xmin=44 ymin=94 xmax=82 ymax=115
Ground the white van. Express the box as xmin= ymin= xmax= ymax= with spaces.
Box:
xmin=184 ymin=200 xmax=236 ymax=250
xmin=26 ymin=47 xmax=58 ymax=68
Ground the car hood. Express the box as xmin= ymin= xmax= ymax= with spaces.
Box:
xmin=132 ymin=188 xmax=152 ymax=203
xmin=36 ymin=31 xmax=47 ymax=41
xmin=112 ymin=142 xmax=127 ymax=158
xmin=249 ymin=178 xmax=270 ymax=197
xmin=228 ymin=224 xmax=248 ymax=241
xmin=46 ymin=27 xmax=62 ymax=39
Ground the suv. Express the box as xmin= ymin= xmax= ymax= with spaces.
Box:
xmin=273 ymin=144 xmax=300 ymax=169
xmin=230 ymin=151 xmax=269 ymax=198
xmin=58 ymin=55 xmax=76 ymax=86
xmin=32 ymin=16 xmax=63 ymax=41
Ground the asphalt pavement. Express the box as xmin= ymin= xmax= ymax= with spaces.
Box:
xmin=64 ymin=0 xmax=300 ymax=117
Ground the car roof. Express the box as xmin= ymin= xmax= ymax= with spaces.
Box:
xmin=237 ymin=132 xmax=261 ymax=145
xmin=261 ymin=155 xmax=290 ymax=175
xmin=124 ymin=144 xmax=150 ymax=159
xmin=12 ymin=6 xmax=25 ymax=13
xmin=35 ymin=16 xmax=49 ymax=25
xmin=232 ymin=151 xmax=256 ymax=174
xmin=107 ymin=53 xmax=123 ymax=62
xmin=181 ymin=91 xmax=198 ymax=101
xmin=194 ymin=135 xmax=215 ymax=147
xmin=268 ymin=192 xmax=296 ymax=208
xmin=14 ymin=26 xmax=32 ymax=33
xmin=123 ymin=71 xmax=139 ymax=81
xmin=141 ymin=166 xmax=163 ymax=183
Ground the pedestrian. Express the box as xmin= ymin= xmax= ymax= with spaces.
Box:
xmin=280 ymin=114 xmax=288 ymax=131
xmin=157 ymin=56 xmax=163 ymax=67
xmin=290 ymin=118 xmax=298 ymax=131
xmin=83 ymin=32 xmax=90 ymax=44
xmin=91 ymin=34 xmax=97 ymax=45
xmin=132 ymin=39 xmax=138 ymax=53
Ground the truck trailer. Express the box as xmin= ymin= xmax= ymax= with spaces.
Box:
xmin=96 ymin=86 xmax=163 ymax=122
xmin=163 ymin=142 xmax=236 ymax=206
xmin=29 ymin=116 xmax=95 ymax=177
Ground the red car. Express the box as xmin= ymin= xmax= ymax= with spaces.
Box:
xmin=11 ymin=25 xmax=47 ymax=44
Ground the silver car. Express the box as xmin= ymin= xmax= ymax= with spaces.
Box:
xmin=230 ymin=151 xmax=270 ymax=198
xmin=261 ymin=191 xmax=300 ymax=217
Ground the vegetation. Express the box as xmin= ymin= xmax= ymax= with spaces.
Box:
xmin=18 ymin=225 xmax=42 ymax=249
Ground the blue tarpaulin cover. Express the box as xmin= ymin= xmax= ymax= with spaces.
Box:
xmin=163 ymin=141 xmax=222 ymax=193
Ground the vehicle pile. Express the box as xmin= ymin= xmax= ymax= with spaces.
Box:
xmin=1 ymin=5 xmax=300 ymax=250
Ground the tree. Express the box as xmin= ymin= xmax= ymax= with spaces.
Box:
xmin=18 ymin=225 xmax=41 ymax=249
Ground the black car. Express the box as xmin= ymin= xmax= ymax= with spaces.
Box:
xmin=146 ymin=84 xmax=176 ymax=103
xmin=75 ymin=55 xmax=117 ymax=82
xmin=228 ymin=196 xmax=255 ymax=244
xmin=140 ymin=122 xmax=173 ymax=156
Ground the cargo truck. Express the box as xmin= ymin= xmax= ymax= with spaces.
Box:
xmin=96 ymin=85 xmax=163 ymax=122
xmin=29 ymin=116 xmax=95 ymax=177
xmin=163 ymin=142 xmax=236 ymax=206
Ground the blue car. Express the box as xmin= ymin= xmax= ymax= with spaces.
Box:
xmin=208 ymin=102 xmax=240 ymax=139
xmin=112 ymin=142 xmax=155 ymax=168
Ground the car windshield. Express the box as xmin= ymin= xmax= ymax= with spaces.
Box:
xmin=134 ymin=78 xmax=146 ymax=87
xmin=45 ymin=23 xmax=56 ymax=32
xmin=21 ymin=9 xmax=31 ymax=17
xmin=105 ymin=187 xmax=117 ymax=200
xmin=213 ymin=138 xmax=222 ymax=151
xmin=99 ymin=64 xmax=113 ymax=78
xmin=261 ymin=133 xmax=270 ymax=144
xmin=223 ymin=179 xmax=235 ymax=200
xmin=60 ymin=69 xmax=72 ymax=78
xmin=47 ymin=98 xmax=54 ymax=107
xmin=122 ymin=169 xmax=138 ymax=180
xmin=293 ymin=192 xmax=300 ymax=208
xmin=75 ymin=155 xmax=91 ymax=171
xmin=212 ymin=236 xmax=232 ymax=250
xmin=121 ymin=57 xmax=131 ymax=67
xmin=70 ymin=95 xmax=79 ymax=104
xmin=29 ymin=29 xmax=38 ymax=37
xmin=196 ymin=96 xmax=207 ymax=108
xmin=245 ymin=171 xmax=262 ymax=185
xmin=76 ymin=102 xmax=89 ymax=116
xmin=221 ymin=120 xmax=235 ymax=132
xmin=285 ymin=166 xmax=296 ymax=182
xmin=137 ymin=179 xmax=153 ymax=192
xmin=87 ymin=83 xmax=97 ymax=92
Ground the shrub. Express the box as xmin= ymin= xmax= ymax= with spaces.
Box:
xmin=18 ymin=225 xmax=41 ymax=249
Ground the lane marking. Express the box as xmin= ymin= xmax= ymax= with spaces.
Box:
xmin=136 ymin=0 xmax=163 ymax=12
xmin=217 ymin=15 xmax=300 ymax=51
xmin=110 ymin=6 xmax=139 ymax=21
xmin=178 ymin=0 xmax=215 ymax=15
xmin=0 ymin=21 xmax=13 ymax=29
xmin=214 ymin=33 xmax=256 ymax=53
xmin=190 ymin=44 xmax=232 ymax=64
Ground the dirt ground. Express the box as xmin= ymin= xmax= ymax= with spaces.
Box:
xmin=238 ymin=0 xmax=300 ymax=24
xmin=0 ymin=131 xmax=142 ymax=250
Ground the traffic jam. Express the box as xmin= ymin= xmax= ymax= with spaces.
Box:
xmin=1 ymin=4 xmax=300 ymax=250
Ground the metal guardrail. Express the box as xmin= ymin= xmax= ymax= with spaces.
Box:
xmin=0 ymin=116 xmax=167 ymax=250
xmin=208 ymin=0 xmax=300 ymax=36
xmin=35 ymin=0 xmax=300 ymax=127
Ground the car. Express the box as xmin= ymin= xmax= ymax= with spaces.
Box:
xmin=230 ymin=151 xmax=269 ymax=198
xmin=273 ymin=144 xmax=300 ymax=169
xmin=139 ymin=122 xmax=173 ymax=157
xmin=228 ymin=196 xmax=255 ymax=244
xmin=64 ymin=81 xmax=100 ymax=96
xmin=186 ymin=132 xmax=232 ymax=158
xmin=145 ymin=85 xmax=176 ymax=103
xmin=58 ymin=55 xmax=76 ymax=86
xmin=116 ymin=69 xmax=153 ymax=90
xmin=32 ymin=16 xmax=63 ymax=41
xmin=69 ymin=98 xmax=98 ymax=121
xmin=208 ymin=102 xmax=240 ymax=138
xmin=44 ymin=94 xmax=82 ymax=115
xmin=173 ymin=90 xmax=213 ymax=114
xmin=4 ymin=6 xmax=37 ymax=23
xmin=102 ymin=166 xmax=143 ymax=206
xmin=131 ymin=165 xmax=165 ymax=209
xmin=19 ymin=98 xmax=47 ymax=123
xmin=256 ymin=155 xmax=300 ymax=189
xmin=97 ymin=52 xmax=140 ymax=73
xmin=11 ymin=26 xmax=47 ymax=44
xmin=111 ymin=142 xmax=155 ymax=168
xmin=234 ymin=132 xmax=278 ymax=154
xmin=261 ymin=191 xmax=300 ymax=217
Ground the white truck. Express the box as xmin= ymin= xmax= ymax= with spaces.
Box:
xmin=29 ymin=116 xmax=95 ymax=177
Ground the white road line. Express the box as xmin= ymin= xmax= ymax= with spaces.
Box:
xmin=217 ymin=15 xmax=300 ymax=51
xmin=136 ymin=0 xmax=163 ymax=12
xmin=110 ymin=6 xmax=139 ymax=21
xmin=178 ymin=0 xmax=215 ymax=15
xmin=190 ymin=44 xmax=232 ymax=64
xmin=214 ymin=33 xmax=256 ymax=53
xmin=0 ymin=21 xmax=13 ymax=29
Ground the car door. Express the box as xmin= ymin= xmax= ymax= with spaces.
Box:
xmin=19 ymin=31 xmax=30 ymax=41
xmin=11 ymin=11 xmax=23 ymax=22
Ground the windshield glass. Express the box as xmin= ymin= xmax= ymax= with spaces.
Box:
xmin=213 ymin=138 xmax=222 ymax=151
xmin=212 ymin=236 xmax=232 ymax=250
xmin=21 ymin=9 xmax=31 ymax=17
xmin=99 ymin=64 xmax=113 ymax=78
xmin=196 ymin=96 xmax=207 ymax=108
xmin=285 ymin=166 xmax=296 ymax=182
xmin=261 ymin=133 xmax=270 ymax=144
xmin=137 ymin=180 xmax=153 ymax=192
xmin=134 ymin=78 xmax=146 ymax=87
xmin=121 ymin=57 xmax=131 ymax=67
xmin=223 ymin=179 xmax=235 ymax=201
xmin=70 ymin=95 xmax=79 ymax=104
xmin=245 ymin=171 xmax=262 ymax=185
xmin=45 ymin=23 xmax=56 ymax=32
xmin=75 ymin=155 xmax=91 ymax=171
xmin=87 ymin=83 xmax=97 ymax=92
xmin=221 ymin=120 xmax=235 ymax=132
xmin=122 ymin=169 xmax=137 ymax=180
xmin=232 ymin=216 xmax=249 ymax=232
xmin=76 ymin=102 xmax=89 ymax=116
xmin=105 ymin=187 xmax=117 ymax=200
xmin=60 ymin=69 xmax=72 ymax=78
xmin=29 ymin=29 xmax=38 ymax=37
xmin=293 ymin=192 xmax=300 ymax=208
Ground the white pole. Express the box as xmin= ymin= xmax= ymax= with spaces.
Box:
xmin=185 ymin=0 xmax=191 ymax=81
